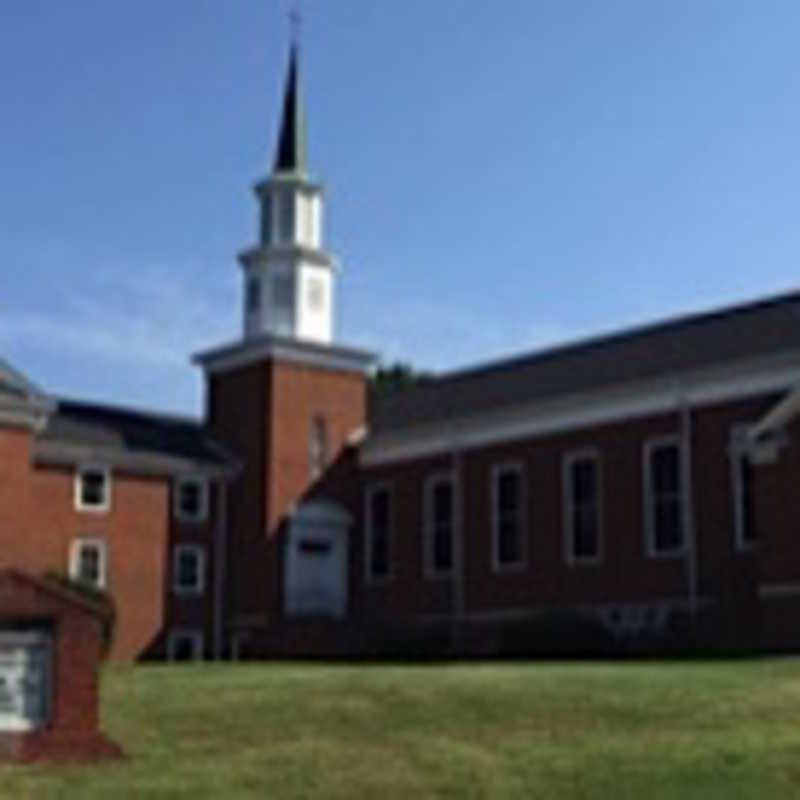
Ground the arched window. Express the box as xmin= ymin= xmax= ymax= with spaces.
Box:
xmin=309 ymin=416 xmax=328 ymax=480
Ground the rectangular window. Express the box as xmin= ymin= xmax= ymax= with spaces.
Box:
xmin=731 ymin=427 xmax=758 ymax=550
xmin=365 ymin=485 xmax=391 ymax=581
xmin=173 ymin=545 xmax=205 ymax=595
xmin=69 ymin=539 xmax=107 ymax=590
xmin=644 ymin=438 xmax=684 ymax=556
xmin=424 ymin=474 xmax=454 ymax=577
xmin=74 ymin=465 xmax=110 ymax=513
xmin=492 ymin=463 xmax=526 ymax=570
xmin=174 ymin=477 xmax=208 ymax=523
xmin=564 ymin=452 xmax=602 ymax=564
xmin=246 ymin=277 xmax=261 ymax=313
xmin=167 ymin=630 xmax=203 ymax=662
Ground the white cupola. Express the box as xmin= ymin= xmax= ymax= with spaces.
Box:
xmin=238 ymin=44 xmax=336 ymax=345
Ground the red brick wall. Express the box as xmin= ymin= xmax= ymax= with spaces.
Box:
xmin=0 ymin=424 xmax=217 ymax=661
xmin=354 ymin=392 xmax=793 ymax=652
xmin=208 ymin=358 xmax=367 ymax=630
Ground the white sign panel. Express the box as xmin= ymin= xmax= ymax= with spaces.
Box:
xmin=0 ymin=634 xmax=50 ymax=732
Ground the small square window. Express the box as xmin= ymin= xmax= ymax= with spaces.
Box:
xmin=175 ymin=478 xmax=208 ymax=523
xmin=70 ymin=539 xmax=107 ymax=590
xmin=75 ymin=465 xmax=110 ymax=513
xmin=173 ymin=545 xmax=205 ymax=595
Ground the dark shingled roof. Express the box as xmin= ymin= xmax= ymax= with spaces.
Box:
xmin=39 ymin=400 xmax=232 ymax=468
xmin=369 ymin=290 xmax=800 ymax=435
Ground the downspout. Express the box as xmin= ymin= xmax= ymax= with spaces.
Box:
xmin=677 ymin=386 xmax=698 ymax=620
xmin=213 ymin=477 xmax=229 ymax=660
xmin=448 ymin=412 xmax=466 ymax=654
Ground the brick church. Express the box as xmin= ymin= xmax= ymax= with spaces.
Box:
xmin=3 ymin=45 xmax=800 ymax=661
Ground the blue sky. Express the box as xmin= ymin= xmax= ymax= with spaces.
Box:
xmin=2 ymin=1 xmax=800 ymax=415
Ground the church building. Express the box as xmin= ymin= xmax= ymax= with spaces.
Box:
xmin=3 ymin=44 xmax=800 ymax=661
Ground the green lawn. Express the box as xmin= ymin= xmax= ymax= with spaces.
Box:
xmin=2 ymin=661 xmax=800 ymax=798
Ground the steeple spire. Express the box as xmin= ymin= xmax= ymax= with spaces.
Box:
xmin=273 ymin=42 xmax=307 ymax=175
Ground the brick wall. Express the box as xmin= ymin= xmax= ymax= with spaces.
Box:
xmin=208 ymin=358 xmax=367 ymax=633
xmin=353 ymin=392 xmax=794 ymax=653
xmin=0 ymin=424 xmax=217 ymax=661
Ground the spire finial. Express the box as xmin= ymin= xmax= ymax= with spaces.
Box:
xmin=289 ymin=0 xmax=302 ymax=49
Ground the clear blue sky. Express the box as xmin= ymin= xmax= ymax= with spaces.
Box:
xmin=2 ymin=1 xmax=800 ymax=415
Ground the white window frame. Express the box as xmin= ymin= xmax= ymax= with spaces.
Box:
xmin=69 ymin=537 xmax=108 ymax=590
xmin=491 ymin=461 xmax=527 ymax=572
xmin=643 ymin=435 xmax=685 ymax=559
xmin=166 ymin=629 xmax=204 ymax=662
xmin=172 ymin=544 xmax=206 ymax=596
xmin=423 ymin=472 xmax=455 ymax=579
xmin=730 ymin=424 xmax=758 ymax=552
xmin=364 ymin=482 xmax=392 ymax=584
xmin=74 ymin=464 xmax=111 ymax=514
xmin=562 ymin=449 xmax=603 ymax=566
xmin=174 ymin=476 xmax=209 ymax=524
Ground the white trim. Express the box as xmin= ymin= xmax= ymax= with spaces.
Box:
xmin=364 ymin=482 xmax=392 ymax=584
xmin=193 ymin=336 xmax=374 ymax=376
xmin=174 ymin=476 xmax=209 ymax=524
xmin=643 ymin=436 xmax=686 ymax=559
xmin=491 ymin=461 xmax=527 ymax=572
xmin=68 ymin=537 xmax=108 ymax=590
xmin=360 ymin=355 xmax=800 ymax=467
xmin=74 ymin=463 xmax=111 ymax=514
xmin=166 ymin=629 xmax=204 ymax=662
xmin=562 ymin=449 xmax=603 ymax=566
xmin=172 ymin=545 xmax=206 ymax=596
xmin=423 ymin=471 xmax=455 ymax=579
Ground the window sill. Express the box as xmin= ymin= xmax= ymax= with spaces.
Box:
xmin=173 ymin=586 xmax=205 ymax=598
xmin=492 ymin=561 xmax=528 ymax=574
xmin=75 ymin=503 xmax=111 ymax=515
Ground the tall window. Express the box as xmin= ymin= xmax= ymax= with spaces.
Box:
xmin=309 ymin=416 xmax=329 ymax=480
xmin=366 ymin=485 xmax=391 ymax=581
xmin=69 ymin=539 xmax=107 ymax=590
xmin=564 ymin=452 xmax=602 ymax=563
xmin=492 ymin=463 xmax=525 ymax=570
xmin=731 ymin=427 xmax=758 ymax=550
xmin=74 ymin=464 xmax=111 ymax=513
xmin=424 ymin=474 xmax=454 ymax=577
xmin=645 ymin=438 xmax=684 ymax=556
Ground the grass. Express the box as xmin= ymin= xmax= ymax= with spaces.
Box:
xmin=2 ymin=660 xmax=800 ymax=798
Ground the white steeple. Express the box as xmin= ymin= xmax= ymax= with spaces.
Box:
xmin=238 ymin=43 xmax=336 ymax=345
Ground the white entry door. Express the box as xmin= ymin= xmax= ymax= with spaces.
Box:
xmin=0 ymin=633 xmax=51 ymax=732
xmin=284 ymin=500 xmax=350 ymax=619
